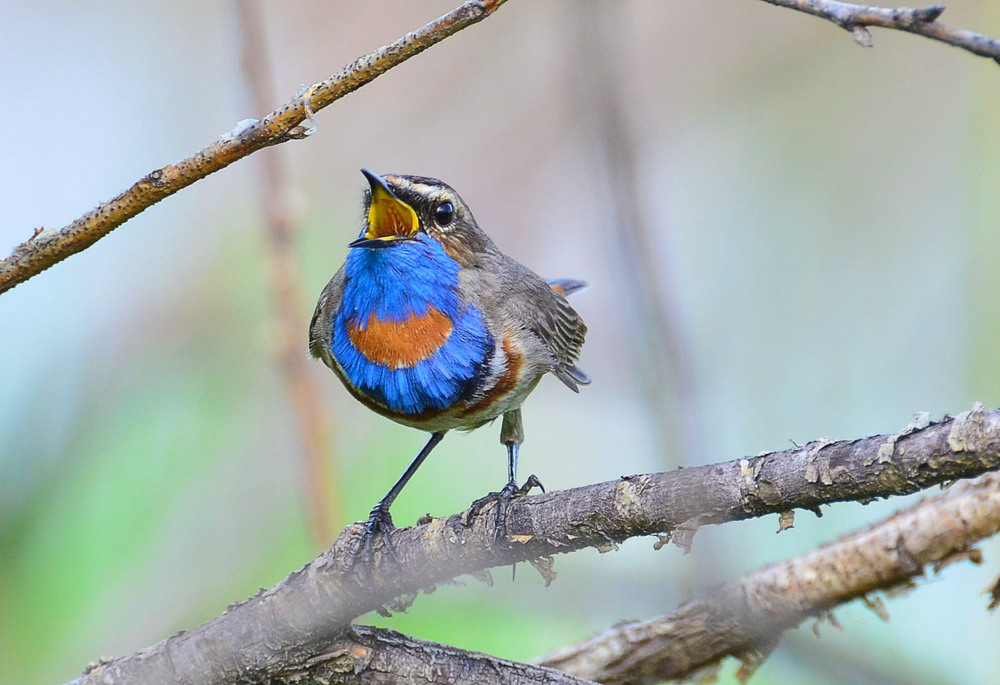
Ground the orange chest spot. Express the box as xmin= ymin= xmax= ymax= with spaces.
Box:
xmin=346 ymin=307 xmax=453 ymax=368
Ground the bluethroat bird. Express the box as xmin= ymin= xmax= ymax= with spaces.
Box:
xmin=309 ymin=170 xmax=589 ymax=556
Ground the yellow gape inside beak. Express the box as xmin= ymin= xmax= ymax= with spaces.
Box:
xmin=367 ymin=185 xmax=419 ymax=240
xmin=358 ymin=169 xmax=419 ymax=245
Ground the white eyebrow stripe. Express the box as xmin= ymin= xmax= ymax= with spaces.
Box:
xmin=406 ymin=182 xmax=437 ymax=196
xmin=383 ymin=176 xmax=450 ymax=203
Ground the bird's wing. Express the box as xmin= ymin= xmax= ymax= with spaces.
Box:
xmin=484 ymin=259 xmax=589 ymax=392
xmin=531 ymin=283 xmax=590 ymax=392
xmin=308 ymin=266 xmax=346 ymax=364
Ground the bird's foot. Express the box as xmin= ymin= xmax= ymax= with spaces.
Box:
xmin=357 ymin=503 xmax=398 ymax=567
xmin=467 ymin=475 xmax=545 ymax=543
xmin=516 ymin=474 xmax=545 ymax=497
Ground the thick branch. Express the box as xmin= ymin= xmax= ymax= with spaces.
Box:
xmin=0 ymin=0 xmax=509 ymax=295
xmin=541 ymin=471 xmax=1000 ymax=684
xmin=758 ymin=0 xmax=1000 ymax=62
xmin=66 ymin=406 xmax=1000 ymax=685
xmin=82 ymin=624 xmax=595 ymax=685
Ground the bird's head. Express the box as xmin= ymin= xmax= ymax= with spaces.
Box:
xmin=350 ymin=169 xmax=493 ymax=265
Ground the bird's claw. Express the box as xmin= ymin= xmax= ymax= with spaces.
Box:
xmin=466 ymin=474 xmax=545 ymax=543
xmin=517 ymin=474 xmax=545 ymax=496
xmin=357 ymin=503 xmax=398 ymax=567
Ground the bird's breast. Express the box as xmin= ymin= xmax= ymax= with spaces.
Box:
xmin=345 ymin=307 xmax=454 ymax=369
xmin=332 ymin=298 xmax=494 ymax=417
xmin=325 ymin=236 xmax=550 ymax=427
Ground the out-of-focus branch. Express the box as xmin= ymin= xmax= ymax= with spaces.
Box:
xmin=237 ymin=0 xmax=337 ymax=546
xmin=0 ymin=0 xmax=510 ymax=295
xmin=541 ymin=471 xmax=1000 ymax=684
xmin=758 ymin=0 xmax=1000 ymax=62
xmin=574 ymin=1 xmax=701 ymax=470
xmin=66 ymin=406 xmax=1000 ymax=685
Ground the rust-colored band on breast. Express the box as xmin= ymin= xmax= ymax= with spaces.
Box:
xmin=460 ymin=332 xmax=522 ymax=417
xmin=347 ymin=307 xmax=453 ymax=368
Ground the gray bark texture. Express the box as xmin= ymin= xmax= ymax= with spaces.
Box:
xmin=540 ymin=471 xmax=1000 ymax=684
xmin=123 ymin=625 xmax=592 ymax=685
xmin=71 ymin=406 xmax=1000 ymax=685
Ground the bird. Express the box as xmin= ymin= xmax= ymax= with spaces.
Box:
xmin=309 ymin=169 xmax=589 ymax=557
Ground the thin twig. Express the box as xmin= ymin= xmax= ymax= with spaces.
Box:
xmin=540 ymin=471 xmax=1000 ymax=684
xmin=237 ymin=0 xmax=337 ymax=547
xmin=0 ymin=0 xmax=510 ymax=295
xmin=65 ymin=406 xmax=1000 ymax=685
xmin=758 ymin=0 xmax=1000 ymax=62
xmin=6 ymin=1 xmax=999 ymax=297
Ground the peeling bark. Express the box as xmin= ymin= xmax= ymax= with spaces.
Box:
xmin=540 ymin=472 xmax=1000 ymax=684
xmin=81 ymin=626 xmax=595 ymax=685
xmin=67 ymin=407 xmax=1000 ymax=685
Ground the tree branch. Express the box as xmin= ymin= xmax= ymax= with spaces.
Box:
xmin=303 ymin=626 xmax=598 ymax=685
xmin=6 ymin=1 xmax=999 ymax=298
xmin=0 ymin=0 xmax=510 ymax=295
xmin=82 ymin=624 xmax=597 ymax=685
xmin=757 ymin=0 xmax=1000 ymax=62
xmin=540 ymin=470 xmax=1000 ymax=684
xmin=65 ymin=406 xmax=1000 ymax=685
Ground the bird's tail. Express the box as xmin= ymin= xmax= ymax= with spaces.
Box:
xmin=547 ymin=278 xmax=588 ymax=298
xmin=554 ymin=363 xmax=591 ymax=392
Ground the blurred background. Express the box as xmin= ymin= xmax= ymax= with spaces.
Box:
xmin=2 ymin=1 xmax=999 ymax=683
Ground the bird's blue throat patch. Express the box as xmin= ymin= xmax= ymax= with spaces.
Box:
xmin=331 ymin=234 xmax=493 ymax=415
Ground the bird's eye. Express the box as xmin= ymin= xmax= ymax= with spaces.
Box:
xmin=434 ymin=201 xmax=454 ymax=227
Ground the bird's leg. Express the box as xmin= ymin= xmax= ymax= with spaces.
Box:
xmin=493 ymin=440 xmax=521 ymax=543
xmin=500 ymin=408 xmax=545 ymax=494
xmin=361 ymin=431 xmax=445 ymax=564
xmin=467 ymin=409 xmax=544 ymax=541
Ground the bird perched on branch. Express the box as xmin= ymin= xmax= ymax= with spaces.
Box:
xmin=309 ymin=169 xmax=588 ymax=557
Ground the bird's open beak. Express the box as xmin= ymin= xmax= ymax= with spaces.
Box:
xmin=349 ymin=169 xmax=420 ymax=249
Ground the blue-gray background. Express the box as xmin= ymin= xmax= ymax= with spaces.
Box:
xmin=2 ymin=2 xmax=998 ymax=683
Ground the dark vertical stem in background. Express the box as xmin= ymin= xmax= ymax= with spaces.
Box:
xmin=572 ymin=2 xmax=701 ymax=469
xmin=237 ymin=0 xmax=338 ymax=546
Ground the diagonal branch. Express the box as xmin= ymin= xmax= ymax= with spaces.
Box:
xmin=65 ymin=406 xmax=1000 ymax=685
xmin=757 ymin=0 xmax=1000 ymax=62
xmin=81 ymin=624 xmax=598 ymax=685
xmin=0 ymin=0 xmax=510 ymax=295
xmin=540 ymin=470 xmax=1000 ymax=684
xmin=6 ymin=2 xmax=999 ymax=298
